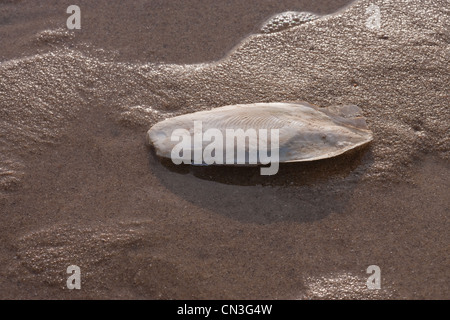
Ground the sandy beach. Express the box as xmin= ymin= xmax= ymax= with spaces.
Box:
xmin=0 ymin=0 xmax=448 ymax=299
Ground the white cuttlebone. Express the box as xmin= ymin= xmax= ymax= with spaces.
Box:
xmin=147 ymin=102 xmax=373 ymax=165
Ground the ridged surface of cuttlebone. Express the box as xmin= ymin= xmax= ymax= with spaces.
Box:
xmin=147 ymin=102 xmax=373 ymax=164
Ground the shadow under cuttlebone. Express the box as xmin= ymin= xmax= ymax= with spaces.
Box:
xmin=147 ymin=145 xmax=374 ymax=224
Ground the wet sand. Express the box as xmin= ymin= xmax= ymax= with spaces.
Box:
xmin=0 ymin=0 xmax=449 ymax=299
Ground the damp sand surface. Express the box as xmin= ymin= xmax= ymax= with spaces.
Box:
xmin=0 ymin=0 xmax=449 ymax=299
